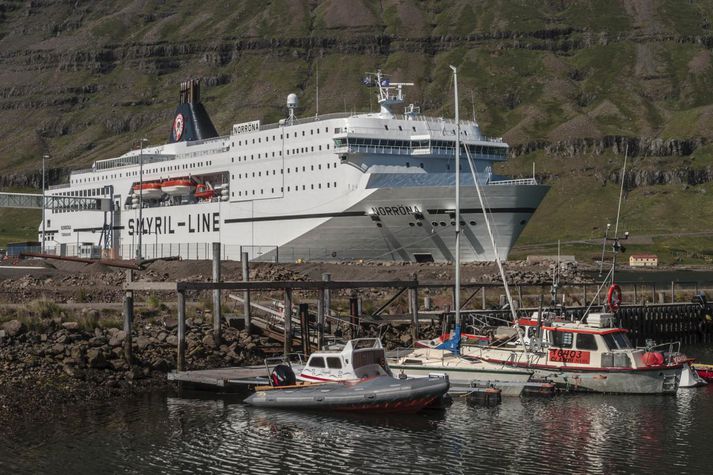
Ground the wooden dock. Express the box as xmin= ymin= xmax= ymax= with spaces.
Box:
xmin=168 ymin=365 xmax=273 ymax=391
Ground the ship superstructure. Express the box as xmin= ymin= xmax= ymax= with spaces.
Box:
xmin=42 ymin=73 xmax=548 ymax=262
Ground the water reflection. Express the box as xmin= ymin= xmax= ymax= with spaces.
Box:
xmin=1 ymin=388 xmax=713 ymax=474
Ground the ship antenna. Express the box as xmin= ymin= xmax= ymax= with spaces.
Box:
xmin=315 ymin=61 xmax=319 ymax=118
xmin=611 ymin=143 xmax=629 ymax=286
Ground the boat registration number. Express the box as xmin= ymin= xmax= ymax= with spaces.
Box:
xmin=549 ymin=349 xmax=590 ymax=364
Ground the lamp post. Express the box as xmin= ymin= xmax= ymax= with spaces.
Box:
xmin=41 ymin=154 xmax=50 ymax=254
xmin=136 ymin=138 xmax=148 ymax=261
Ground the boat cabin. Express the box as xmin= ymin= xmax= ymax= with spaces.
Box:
xmin=298 ymin=338 xmax=392 ymax=382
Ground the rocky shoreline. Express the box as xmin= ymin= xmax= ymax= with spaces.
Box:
xmin=0 ymin=309 xmax=435 ymax=421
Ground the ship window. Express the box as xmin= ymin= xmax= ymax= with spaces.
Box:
xmin=280 ymin=134 xmax=283 ymax=139
xmin=420 ymin=163 xmax=424 ymax=168
xmin=384 ymin=125 xmax=389 ymax=130
xmin=311 ymin=165 xmax=314 ymax=171
xmin=271 ymin=188 xmax=274 ymax=193
xmin=260 ymin=189 xmax=263 ymax=194
xmin=258 ymin=172 xmax=261 ymax=176
xmin=327 ymin=144 xmax=330 ymax=150
xmin=333 ymin=181 xmax=337 ymax=187
xmin=311 ymin=184 xmax=314 ymax=189
xmin=287 ymin=133 xmax=289 ymax=138
xmin=281 ymin=187 xmax=283 ymax=192
xmin=398 ymin=126 xmax=403 ymax=131
xmin=576 ymin=333 xmax=598 ymax=350
xmin=412 ymin=127 xmax=416 ymax=131
xmin=327 ymin=183 xmax=330 ymax=188
xmin=319 ymin=145 xmax=322 ymax=151
xmin=251 ymin=155 xmax=254 ymax=160
xmin=302 ymin=166 xmax=305 ymax=172
xmin=232 ymin=174 xmax=234 ymax=179
xmin=318 ymin=164 xmax=321 ymax=170
xmin=310 ymin=130 xmax=313 ymax=135
xmin=406 ymin=162 xmax=410 ymax=168
xmin=259 ymin=138 xmax=261 ymax=143
xmin=272 ymin=152 xmax=275 ymax=157
xmin=272 ymin=170 xmax=276 ymax=175
xmin=273 ymin=135 xmax=275 ymax=140
xmin=551 ymin=331 xmax=573 ymax=348
xmin=326 ymin=163 xmax=329 ymax=169
xmin=252 ymin=172 xmax=255 ymax=177
xmin=252 ymin=139 xmax=255 ymax=144
xmin=326 ymin=357 xmax=342 ymax=369
xmin=287 ymin=186 xmax=290 ymax=191
xmin=302 ymin=131 xmax=305 ymax=136
xmin=302 ymin=185 xmax=306 ymax=190
xmin=318 ymin=183 xmax=321 ymax=189
xmin=308 ymin=356 xmax=325 ymax=368
xmin=252 ymin=190 xmax=255 ymax=195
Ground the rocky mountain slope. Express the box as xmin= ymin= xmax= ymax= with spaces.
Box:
xmin=2 ymin=0 xmax=713 ymax=261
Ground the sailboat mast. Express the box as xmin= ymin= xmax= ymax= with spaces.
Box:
xmin=451 ymin=65 xmax=461 ymax=329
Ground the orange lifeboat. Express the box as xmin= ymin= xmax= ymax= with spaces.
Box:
xmin=161 ymin=177 xmax=195 ymax=197
xmin=195 ymin=184 xmax=215 ymax=200
xmin=132 ymin=182 xmax=163 ymax=200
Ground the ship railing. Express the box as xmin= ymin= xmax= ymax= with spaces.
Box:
xmin=488 ymin=178 xmax=538 ymax=186
xmin=185 ymin=135 xmax=230 ymax=147
xmin=48 ymin=183 xmax=71 ymax=190
xmin=260 ymin=112 xmax=353 ymax=131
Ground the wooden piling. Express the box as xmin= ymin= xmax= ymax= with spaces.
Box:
xmin=410 ymin=276 xmax=419 ymax=341
xmin=123 ymin=269 xmax=133 ymax=365
xmin=671 ymin=281 xmax=675 ymax=303
xmin=317 ymin=288 xmax=325 ymax=351
xmin=212 ymin=242 xmax=221 ymax=345
xmin=349 ymin=295 xmax=359 ymax=339
xmin=299 ymin=303 xmax=310 ymax=355
xmin=242 ymin=252 xmax=251 ymax=333
xmin=177 ymin=290 xmax=186 ymax=371
xmin=322 ymin=273 xmax=331 ymax=334
xmin=284 ymin=288 xmax=293 ymax=355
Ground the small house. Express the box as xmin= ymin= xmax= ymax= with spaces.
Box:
xmin=629 ymin=254 xmax=658 ymax=267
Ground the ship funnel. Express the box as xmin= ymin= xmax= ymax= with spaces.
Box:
xmin=168 ymin=79 xmax=219 ymax=143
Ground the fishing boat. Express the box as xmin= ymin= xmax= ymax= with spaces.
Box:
xmin=244 ymin=338 xmax=450 ymax=413
xmin=461 ymin=311 xmax=683 ymax=394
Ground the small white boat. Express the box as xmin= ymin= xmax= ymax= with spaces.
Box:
xmin=387 ymin=347 xmax=534 ymax=396
xmin=297 ymin=338 xmax=392 ymax=382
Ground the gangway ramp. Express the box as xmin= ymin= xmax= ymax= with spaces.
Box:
xmin=0 ymin=192 xmax=112 ymax=212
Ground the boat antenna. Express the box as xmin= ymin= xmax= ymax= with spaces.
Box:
xmin=611 ymin=143 xmax=629 ymax=286
xmin=598 ymin=222 xmax=611 ymax=278
xmin=551 ymin=240 xmax=560 ymax=306
xmin=579 ymin=144 xmax=629 ymax=322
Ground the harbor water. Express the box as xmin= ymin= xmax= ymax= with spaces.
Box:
xmin=2 ymin=382 xmax=713 ymax=474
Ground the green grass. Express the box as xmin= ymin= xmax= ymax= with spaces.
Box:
xmin=0 ymin=208 xmax=40 ymax=248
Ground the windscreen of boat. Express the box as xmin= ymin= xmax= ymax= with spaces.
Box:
xmin=353 ymin=349 xmax=385 ymax=369
xmin=603 ymin=332 xmax=633 ymax=350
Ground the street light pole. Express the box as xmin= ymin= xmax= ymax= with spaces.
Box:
xmin=136 ymin=138 xmax=148 ymax=261
xmin=41 ymin=154 xmax=50 ymax=254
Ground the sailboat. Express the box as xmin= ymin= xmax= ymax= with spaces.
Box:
xmin=387 ymin=66 xmax=534 ymax=396
xmin=459 ymin=147 xmax=686 ymax=394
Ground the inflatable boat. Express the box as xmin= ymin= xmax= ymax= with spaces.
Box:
xmin=244 ymin=374 xmax=449 ymax=414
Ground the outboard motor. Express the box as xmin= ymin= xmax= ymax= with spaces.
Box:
xmin=270 ymin=364 xmax=296 ymax=387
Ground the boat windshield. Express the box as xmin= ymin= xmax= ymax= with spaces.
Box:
xmin=603 ymin=332 xmax=633 ymax=350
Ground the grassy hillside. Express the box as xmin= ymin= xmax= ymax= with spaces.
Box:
xmin=2 ymin=1 xmax=713 ymax=262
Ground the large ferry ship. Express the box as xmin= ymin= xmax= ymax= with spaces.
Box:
xmin=41 ymin=73 xmax=548 ymax=262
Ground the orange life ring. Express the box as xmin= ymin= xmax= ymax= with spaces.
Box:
xmin=607 ymin=284 xmax=622 ymax=312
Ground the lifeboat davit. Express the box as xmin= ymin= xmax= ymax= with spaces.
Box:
xmin=195 ymin=184 xmax=215 ymax=200
xmin=132 ymin=182 xmax=163 ymax=200
xmin=161 ymin=178 xmax=195 ymax=196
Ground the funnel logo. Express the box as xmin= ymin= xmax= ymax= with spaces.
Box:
xmin=173 ymin=113 xmax=184 ymax=140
